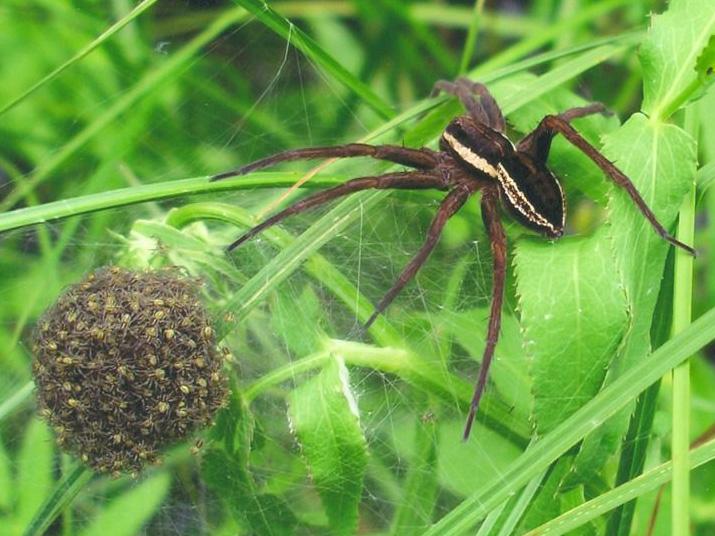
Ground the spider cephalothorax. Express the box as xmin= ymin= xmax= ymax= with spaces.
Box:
xmin=214 ymin=79 xmax=693 ymax=439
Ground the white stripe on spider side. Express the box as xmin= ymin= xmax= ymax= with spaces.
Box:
xmin=496 ymin=163 xmax=561 ymax=234
xmin=442 ymin=132 xmax=499 ymax=179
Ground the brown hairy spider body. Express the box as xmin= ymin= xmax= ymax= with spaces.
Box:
xmin=214 ymin=79 xmax=694 ymax=439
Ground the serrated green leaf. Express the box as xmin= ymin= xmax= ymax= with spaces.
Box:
xmin=640 ymin=0 xmax=715 ymax=118
xmin=288 ymin=358 xmax=367 ymax=536
xmin=77 ymin=472 xmax=170 ymax=536
xmin=16 ymin=419 xmax=54 ymax=530
xmin=515 ymin=233 xmax=626 ymax=434
xmin=574 ymin=113 xmax=696 ymax=481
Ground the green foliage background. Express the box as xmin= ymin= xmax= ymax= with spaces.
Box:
xmin=1 ymin=0 xmax=714 ymax=534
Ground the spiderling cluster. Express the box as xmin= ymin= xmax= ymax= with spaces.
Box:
xmin=32 ymin=266 xmax=228 ymax=476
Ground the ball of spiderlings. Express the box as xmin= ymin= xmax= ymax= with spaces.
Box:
xmin=32 ymin=266 xmax=228 ymax=476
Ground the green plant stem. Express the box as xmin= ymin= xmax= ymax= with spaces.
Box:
xmin=671 ymin=108 xmax=698 ymax=536
xmin=0 ymin=173 xmax=344 ymax=233
xmin=242 ymin=339 xmax=531 ymax=445
xmin=458 ymin=0 xmax=486 ymax=75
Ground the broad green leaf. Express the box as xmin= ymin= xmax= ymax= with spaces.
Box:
xmin=575 ymin=114 xmax=696 ymax=481
xmin=437 ymin=419 xmax=522 ymax=497
xmin=78 ymin=472 xmax=171 ymax=536
xmin=640 ymin=0 xmax=715 ymax=118
xmin=288 ymin=358 xmax=367 ymax=536
xmin=16 ymin=419 xmax=54 ymax=531
xmin=515 ymin=233 xmax=626 ymax=434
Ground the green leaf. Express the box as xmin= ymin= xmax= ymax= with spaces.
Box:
xmin=640 ymin=0 xmax=715 ymax=118
xmin=574 ymin=114 xmax=696 ymax=481
xmin=440 ymin=308 xmax=532 ymax=426
xmin=515 ymin=234 xmax=627 ymax=434
xmin=288 ymin=357 xmax=368 ymax=536
xmin=0 ymin=0 xmax=159 ymax=117
xmin=78 ymin=472 xmax=171 ymax=536
xmin=16 ymin=419 xmax=54 ymax=530
xmin=22 ymin=466 xmax=92 ymax=536
xmin=516 ymin=456 xmax=572 ymax=533
xmin=436 ymin=419 xmax=522 ymax=498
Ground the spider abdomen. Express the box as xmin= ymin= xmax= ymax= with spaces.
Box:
xmin=496 ymin=154 xmax=564 ymax=238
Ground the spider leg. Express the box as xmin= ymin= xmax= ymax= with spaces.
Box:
xmin=522 ymin=114 xmax=695 ymax=255
xmin=558 ymin=103 xmax=609 ymax=122
xmin=433 ymin=79 xmax=506 ymax=133
xmin=364 ymin=183 xmax=476 ymax=329
xmin=227 ymin=171 xmax=449 ymax=251
xmin=463 ymin=187 xmax=507 ymax=440
xmin=212 ymin=144 xmax=439 ymax=180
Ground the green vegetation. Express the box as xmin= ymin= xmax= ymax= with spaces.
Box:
xmin=1 ymin=0 xmax=714 ymax=534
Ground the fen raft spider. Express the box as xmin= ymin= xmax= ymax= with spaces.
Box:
xmin=213 ymin=79 xmax=695 ymax=440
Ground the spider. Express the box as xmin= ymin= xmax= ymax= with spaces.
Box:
xmin=213 ymin=79 xmax=694 ymax=439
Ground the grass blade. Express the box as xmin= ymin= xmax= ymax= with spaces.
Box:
xmin=230 ymin=0 xmax=393 ymax=120
xmin=22 ymin=466 xmax=92 ymax=536
xmin=523 ymin=438 xmax=715 ymax=536
xmin=424 ymin=305 xmax=715 ymax=535
xmin=0 ymin=0 xmax=159 ymax=117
